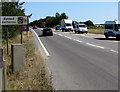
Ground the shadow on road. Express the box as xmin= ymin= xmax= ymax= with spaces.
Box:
xmin=38 ymin=35 xmax=44 ymax=37
xmin=94 ymin=38 xmax=119 ymax=41
xmin=38 ymin=34 xmax=53 ymax=38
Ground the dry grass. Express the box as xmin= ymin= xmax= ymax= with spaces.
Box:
xmin=3 ymin=31 xmax=53 ymax=90
xmin=88 ymin=28 xmax=104 ymax=34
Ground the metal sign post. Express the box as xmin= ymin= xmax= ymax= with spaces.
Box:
xmin=6 ymin=27 xmax=9 ymax=55
xmin=0 ymin=48 xmax=3 ymax=91
xmin=21 ymin=30 xmax=23 ymax=44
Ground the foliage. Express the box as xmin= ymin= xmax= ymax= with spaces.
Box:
xmin=84 ymin=20 xmax=94 ymax=26
xmin=2 ymin=2 xmax=25 ymax=39
xmin=30 ymin=12 xmax=68 ymax=27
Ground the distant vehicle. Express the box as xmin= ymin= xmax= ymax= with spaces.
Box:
xmin=56 ymin=25 xmax=62 ymax=30
xmin=33 ymin=25 xmax=38 ymax=29
xmin=74 ymin=24 xmax=88 ymax=34
xmin=40 ymin=22 xmax=46 ymax=28
xmin=42 ymin=28 xmax=53 ymax=36
xmin=61 ymin=19 xmax=74 ymax=32
xmin=104 ymin=21 xmax=120 ymax=40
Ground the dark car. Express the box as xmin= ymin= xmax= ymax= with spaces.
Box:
xmin=56 ymin=25 xmax=62 ymax=30
xmin=42 ymin=28 xmax=53 ymax=36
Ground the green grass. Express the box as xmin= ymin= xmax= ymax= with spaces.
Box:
xmin=88 ymin=28 xmax=104 ymax=34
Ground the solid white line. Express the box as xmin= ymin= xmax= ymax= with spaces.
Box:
xmin=110 ymin=49 xmax=118 ymax=53
xmin=86 ymin=43 xmax=105 ymax=49
xmin=31 ymin=28 xmax=50 ymax=57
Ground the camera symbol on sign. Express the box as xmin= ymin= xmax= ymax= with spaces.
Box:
xmin=18 ymin=17 xmax=23 ymax=24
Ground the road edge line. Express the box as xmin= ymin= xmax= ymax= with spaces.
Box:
xmin=30 ymin=28 xmax=50 ymax=57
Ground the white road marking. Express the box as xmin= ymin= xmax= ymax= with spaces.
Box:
xmin=64 ymin=36 xmax=72 ymax=39
xmin=110 ymin=49 xmax=118 ymax=53
xmin=53 ymin=32 xmax=57 ymax=34
xmin=31 ymin=28 xmax=50 ymax=57
xmin=66 ymin=36 xmax=72 ymax=40
xmin=86 ymin=43 xmax=105 ymax=49
xmin=73 ymin=39 xmax=82 ymax=43
xmin=58 ymin=34 xmax=63 ymax=37
xmin=53 ymin=32 xmax=118 ymax=54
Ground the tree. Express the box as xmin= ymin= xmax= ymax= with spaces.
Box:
xmin=30 ymin=12 xmax=69 ymax=27
xmin=61 ymin=13 xmax=68 ymax=19
xmin=2 ymin=2 xmax=25 ymax=39
xmin=55 ymin=12 xmax=60 ymax=18
xmin=84 ymin=20 xmax=94 ymax=26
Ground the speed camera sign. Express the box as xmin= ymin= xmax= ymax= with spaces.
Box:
xmin=1 ymin=16 xmax=28 ymax=25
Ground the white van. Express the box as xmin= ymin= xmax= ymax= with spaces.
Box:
xmin=74 ymin=24 xmax=88 ymax=34
xmin=61 ymin=19 xmax=74 ymax=32
xmin=104 ymin=21 xmax=120 ymax=40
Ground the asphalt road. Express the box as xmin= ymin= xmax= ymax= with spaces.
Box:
xmin=34 ymin=28 xmax=118 ymax=90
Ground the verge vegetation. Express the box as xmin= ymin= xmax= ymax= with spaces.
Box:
xmin=3 ymin=31 xmax=53 ymax=90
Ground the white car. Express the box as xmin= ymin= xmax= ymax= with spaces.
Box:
xmin=104 ymin=21 xmax=120 ymax=40
xmin=74 ymin=24 xmax=88 ymax=34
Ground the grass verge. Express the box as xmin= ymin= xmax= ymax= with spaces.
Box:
xmin=3 ymin=31 xmax=53 ymax=90
xmin=88 ymin=28 xmax=104 ymax=34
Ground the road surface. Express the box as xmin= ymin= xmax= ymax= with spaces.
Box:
xmin=34 ymin=28 xmax=118 ymax=90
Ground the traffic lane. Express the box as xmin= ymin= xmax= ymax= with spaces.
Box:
xmin=33 ymin=28 xmax=43 ymax=35
xmin=53 ymin=30 xmax=118 ymax=51
xmin=39 ymin=34 xmax=118 ymax=90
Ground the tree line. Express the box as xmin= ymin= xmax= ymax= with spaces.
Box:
xmin=30 ymin=12 xmax=68 ymax=27
xmin=30 ymin=12 xmax=95 ymax=28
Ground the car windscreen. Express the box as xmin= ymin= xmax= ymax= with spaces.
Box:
xmin=79 ymin=25 xmax=87 ymax=27
xmin=66 ymin=23 xmax=72 ymax=26
xmin=114 ymin=24 xmax=120 ymax=31
xmin=105 ymin=24 xmax=114 ymax=29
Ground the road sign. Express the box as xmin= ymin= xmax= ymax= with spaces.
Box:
xmin=1 ymin=16 xmax=28 ymax=25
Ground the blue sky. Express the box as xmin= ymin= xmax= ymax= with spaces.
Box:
xmin=23 ymin=2 xmax=118 ymax=24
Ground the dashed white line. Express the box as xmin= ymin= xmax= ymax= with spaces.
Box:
xmin=66 ymin=36 xmax=72 ymax=40
xmin=86 ymin=43 xmax=105 ymax=49
xmin=110 ymin=49 xmax=118 ymax=53
xmin=58 ymin=34 xmax=63 ymax=37
xmin=73 ymin=39 xmax=83 ymax=43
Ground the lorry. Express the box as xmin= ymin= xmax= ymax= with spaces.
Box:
xmin=104 ymin=21 xmax=120 ymax=40
xmin=74 ymin=24 xmax=88 ymax=34
xmin=61 ymin=19 xmax=74 ymax=32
